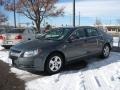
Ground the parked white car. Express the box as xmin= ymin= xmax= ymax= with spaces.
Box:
xmin=0 ymin=28 xmax=36 ymax=49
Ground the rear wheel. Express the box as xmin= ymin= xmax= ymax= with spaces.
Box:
xmin=45 ymin=53 xmax=64 ymax=74
xmin=101 ymin=44 xmax=110 ymax=58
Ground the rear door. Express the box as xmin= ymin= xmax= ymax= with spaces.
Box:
xmin=85 ymin=27 xmax=101 ymax=54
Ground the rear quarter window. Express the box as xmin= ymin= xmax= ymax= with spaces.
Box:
xmin=86 ymin=28 xmax=98 ymax=37
xmin=98 ymin=29 xmax=107 ymax=36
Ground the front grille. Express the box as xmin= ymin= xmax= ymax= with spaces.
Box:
xmin=11 ymin=49 xmax=21 ymax=53
xmin=10 ymin=55 xmax=18 ymax=60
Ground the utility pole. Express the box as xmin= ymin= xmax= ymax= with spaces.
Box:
xmin=73 ymin=0 xmax=75 ymax=27
xmin=79 ymin=11 xmax=80 ymax=26
xmin=109 ymin=17 xmax=111 ymax=25
xmin=14 ymin=0 xmax=16 ymax=28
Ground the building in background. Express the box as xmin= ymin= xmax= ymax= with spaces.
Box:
xmin=105 ymin=26 xmax=120 ymax=36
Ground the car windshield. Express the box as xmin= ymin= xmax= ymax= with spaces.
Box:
xmin=39 ymin=28 xmax=71 ymax=40
xmin=7 ymin=29 xmax=25 ymax=33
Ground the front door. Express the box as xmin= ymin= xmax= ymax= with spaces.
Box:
xmin=65 ymin=28 xmax=87 ymax=61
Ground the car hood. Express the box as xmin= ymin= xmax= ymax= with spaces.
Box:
xmin=11 ymin=39 xmax=61 ymax=51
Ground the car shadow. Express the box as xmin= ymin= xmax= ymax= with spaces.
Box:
xmin=31 ymin=52 xmax=120 ymax=75
xmin=64 ymin=60 xmax=87 ymax=71
xmin=59 ymin=52 xmax=120 ymax=75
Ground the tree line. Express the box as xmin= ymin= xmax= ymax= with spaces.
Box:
xmin=0 ymin=0 xmax=64 ymax=32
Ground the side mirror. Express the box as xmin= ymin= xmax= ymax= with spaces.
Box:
xmin=67 ymin=35 xmax=79 ymax=43
xmin=67 ymin=37 xmax=73 ymax=43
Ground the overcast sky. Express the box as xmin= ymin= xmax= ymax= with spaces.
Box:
xmin=1 ymin=0 xmax=120 ymax=26
xmin=58 ymin=0 xmax=120 ymax=17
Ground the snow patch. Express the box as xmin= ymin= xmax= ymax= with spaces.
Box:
xmin=0 ymin=48 xmax=120 ymax=90
xmin=113 ymin=37 xmax=120 ymax=47
xmin=0 ymin=46 xmax=4 ymax=50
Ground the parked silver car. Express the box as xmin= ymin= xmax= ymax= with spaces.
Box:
xmin=0 ymin=28 xmax=7 ymax=46
xmin=0 ymin=28 xmax=36 ymax=49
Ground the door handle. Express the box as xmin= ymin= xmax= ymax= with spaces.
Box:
xmin=84 ymin=39 xmax=87 ymax=42
xmin=96 ymin=39 xmax=99 ymax=46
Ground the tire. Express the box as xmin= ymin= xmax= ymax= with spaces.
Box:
xmin=45 ymin=53 xmax=64 ymax=74
xmin=101 ymin=44 xmax=110 ymax=58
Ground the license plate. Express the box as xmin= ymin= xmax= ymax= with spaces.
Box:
xmin=7 ymin=41 xmax=13 ymax=44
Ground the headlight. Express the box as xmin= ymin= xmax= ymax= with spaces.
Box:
xmin=24 ymin=49 xmax=39 ymax=57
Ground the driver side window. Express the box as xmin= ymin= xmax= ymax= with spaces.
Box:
xmin=70 ymin=29 xmax=85 ymax=40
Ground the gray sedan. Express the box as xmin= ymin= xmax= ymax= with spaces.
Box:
xmin=9 ymin=26 xmax=113 ymax=74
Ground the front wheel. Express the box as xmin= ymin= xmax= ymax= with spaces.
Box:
xmin=45 ymin=53 xmax=63 ymax=74
xmin=101 ymin=44 xmax=110 ymax=58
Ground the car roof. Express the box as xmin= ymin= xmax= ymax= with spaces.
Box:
xmin=51 ymin=26 xmax=97 ymax=33
xmin=76 ymin=26 xmax=96 ymax=29
xmin=12 ymin=28 xmax=25 ymax=30
xmin=56 ymin=26 xmax=96 ymax=29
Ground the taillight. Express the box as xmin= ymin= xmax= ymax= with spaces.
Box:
xmin=0 ymin=35 xmax=4 ymax=40
xmin=15 ymin=35 xmax=22 ymax=40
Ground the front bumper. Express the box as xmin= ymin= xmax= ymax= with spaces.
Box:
xmin=10 ymin=54 xmax=46 ymax=71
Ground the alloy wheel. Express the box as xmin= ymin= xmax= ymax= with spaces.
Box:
xmin=49 ymin=56 xmax=62 ymax=72
xmin=103 ymin=45 xmax=110 ymax=57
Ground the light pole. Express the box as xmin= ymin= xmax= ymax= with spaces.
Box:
xmin=79 ymin=11 xmax=80 ymax=26
xmin=73 ymin=0 xmax=75 ymax=27
xmin=14 ymin=0 xmax=16 ymax=28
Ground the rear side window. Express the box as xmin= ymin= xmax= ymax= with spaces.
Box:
xmin=86 ymin=28 xmax=98 ymax=37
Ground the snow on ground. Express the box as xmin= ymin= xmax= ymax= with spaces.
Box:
xmin=0 ymin=46 xmax=11 ymax=64
xmin=0 ymin=46 xmax=41 ymax=82
xmin=26 ymin=52 xmax=120 ymax=90
xmin=113 ymin=37 xmax=120 ymax=47
xmin=0 ymin=46 xmax=4 ymax=50
xmin=0 ymin=46 xmax=120 ymax=90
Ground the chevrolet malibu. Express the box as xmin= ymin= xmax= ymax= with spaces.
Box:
xmin=9 ymin=26 xmax=113 ymax=74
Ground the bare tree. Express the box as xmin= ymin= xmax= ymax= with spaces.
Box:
xmin=4 ymin=0 xmax=64 ymax=32
xmin=0 ymin=0 xmax=4 ymax=5
xmin=0 ymin=1 xmax=7 ymax=24
xmin=0 ymin=13 xmax=7 ymax=25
